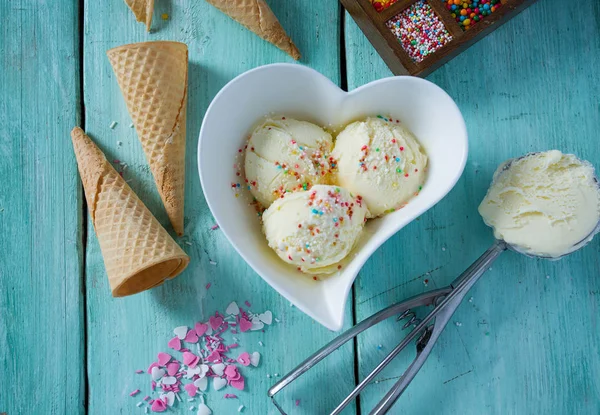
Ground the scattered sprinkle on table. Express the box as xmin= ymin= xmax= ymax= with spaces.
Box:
xmin=386 ymin=1 xmax=452 ymax=63
xmin=110 ymin=121 xmax=118 ymax=129
xmin=161 ymin=13 xmax=169 ymax=20
xmin=127 ymin=301 xmax=274 ymax=412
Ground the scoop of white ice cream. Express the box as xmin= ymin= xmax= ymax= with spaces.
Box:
xmin=262 ymin=185 xmax=368 ymax=274
xmin=478 ymin=150 xmax=600 ymax=258
xmin=245 ymin=117 xmax=334 ymax=208
xmin=332 ymin=117 xmax=428 ymax=217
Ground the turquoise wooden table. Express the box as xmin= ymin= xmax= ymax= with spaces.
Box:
xmin=1 ymin=0 xmax=599 ymax=413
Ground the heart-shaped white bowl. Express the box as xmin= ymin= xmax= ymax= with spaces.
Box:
xmin=199 ymin=64 xmax=467 ymax=331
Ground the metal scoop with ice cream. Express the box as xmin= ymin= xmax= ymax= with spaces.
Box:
xmin=268 ymin=151 xmax=600 ymax=415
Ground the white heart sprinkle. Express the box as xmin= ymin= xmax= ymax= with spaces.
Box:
xmin=162 ymin=376 xmax=177 ymax=385
xmin=185 ymin=366 xmax=201 ymax=379
xmin=199 ymin=364 xmax=209 ymax=378
xmin=258 ymin=311 xmax=273 ymax=325
xmin=226 ymin=302 xmax=240 ymax=315
xmin=250 ymin=352 xmax=261 ymax=367
xmin=197 ymin=402 xmax=212 ymax=415
xmin=174 ymin=326 xmax=188 ymax=340
xmin=194 ymin=376 xmax=208 ymax=391
xmin=160 ymin=391 xmax=175 ymax=406
xmin=211 ymin=363 xmax=225 ymax=376
xmin=151 ymin=367 xmax=166 ymax=381
xmin=250 ymin=317 xmax=264 ymax=331
xmin=213 ymin=377 xmax=227 ymax=391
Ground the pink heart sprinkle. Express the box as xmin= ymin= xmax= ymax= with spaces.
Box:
xmin=206 ymin=350 xmax=221 ymax=363
xmin=224 ymin=365 xmax=238 ymax=379
xmin=209 ymin=315 xmax=224 ymax=331
xmin=184 ymin=330 xmax=199 ymax=343
xmin=238 ymin=317 xmax=252 ymax=332
xmin=184 ymin=383 xmax=197 ymax=397
xmin=194 ymin=322 xmax=208 ymax=337
xmin=182 ymin=352 xmax=199 ymax=367
xmin=237 ymin=352 xmax=250 ymax=366
xmin=147 ymin=362 xmax=159 ymax=374
xmin=151 ymin=399 xmax=167 ymax=412
xmin=230 ymin=377 xmax=245 ymax=391
xmin=167 ymin=337 xmax=181 ymax=351
xmin=157 ymin=352 xmax=172 ymax=366
xmin=166 ymin=362 xmax=180 ymax=376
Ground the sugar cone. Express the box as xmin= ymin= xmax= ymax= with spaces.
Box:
xmin=71 ymin=127 xmax=190 ymax=297
xmin=205 ymin=0 xmax=300 ymax=60
xmin=107 ymin=41 xmax=188 ymax=236
xmin=124 ymin=0 xmax=154 ymax=31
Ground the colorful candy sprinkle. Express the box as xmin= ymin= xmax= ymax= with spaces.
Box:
xmin=370 ymin=0 xmax=398 ymax=12
xmin=442 ymin=0 xmax=502 ymax=30
xmin=387 ymin=1 xmax=453 ymax=63
xmin=127 ymin=302 xmax=274 ymax=413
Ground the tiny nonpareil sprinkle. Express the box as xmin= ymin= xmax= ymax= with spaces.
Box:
xmin=209 ymin=261 xmax=217 ymax=266
xmin=189 ymin=406 xmax=195 ymax=411
xmin=136 ymin=402 xmax=144 ymax=407
xmin=258 ymin=341 xmax=264 ymax=346
xmin=211 ymin=224 xmax=219 ymax=230
xmin=110 ymin=121 xmax=117 ymax=129
xmin=238 ymin=405 xmax=245 ymax=412
xmin=295 ymin=399 xmax=300 ymax=406
xmin=455 ymin=322 xmax=462 ymax=327
xmin=184 ymin=241 xmax=192 ymax=246
xmin=442 ymin=247 xmax=446 ymax=251
xmin=129 ymin=389 xmax=140 ymax=397
xmin=187 ymin=398 xmax=195 ymax=402
xmin=144 ymin=408 xmax=148 ymax=414
xmin=129 ymin=123 xmax=134 ymax=128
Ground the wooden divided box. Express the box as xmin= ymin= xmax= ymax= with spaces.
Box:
xmin=341 ymin=0 xmax=538 ymax=77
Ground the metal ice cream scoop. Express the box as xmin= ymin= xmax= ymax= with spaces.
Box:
xmin=268 ymin=154 xmax=600 ymax=415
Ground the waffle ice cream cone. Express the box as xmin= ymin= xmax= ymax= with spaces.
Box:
xmin=206 ymin=0 xmax=300 ymax=60
xmin=71 ymin=127 xmax=190 ymax=297
xmin=107 ymin=41 xmax=188 ymax=236
xmin=124 ymin=0 xmax=154 ymax=31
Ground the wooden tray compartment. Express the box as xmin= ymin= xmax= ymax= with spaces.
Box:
xmin=340 ymin=0 xmax=538 ymax=77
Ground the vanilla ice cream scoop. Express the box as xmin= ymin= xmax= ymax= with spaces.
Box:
xmin=245 ymin=117 xmax=335 ymax=208
xmin=479 ymin=150 xmax=600 ymax=258
xmin=332 ymin=117 xmax=428 ymax=217
xmin=262 ymin=185 xmax=369 ymax=274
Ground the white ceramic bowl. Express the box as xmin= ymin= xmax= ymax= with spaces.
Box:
xmin=199 ymin=64 xmax=467 ymax=330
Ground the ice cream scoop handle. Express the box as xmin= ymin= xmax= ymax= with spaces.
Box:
xmin=370 ymin=240 xmax=508 ymax=415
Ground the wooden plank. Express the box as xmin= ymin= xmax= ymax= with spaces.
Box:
xmin=84 ymin=1 xmax=356 ymax=414
xmin=0 ymin=1 xmax=84 ymax=414
xmin=345 ymin=0 xmax=600 ymax=413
